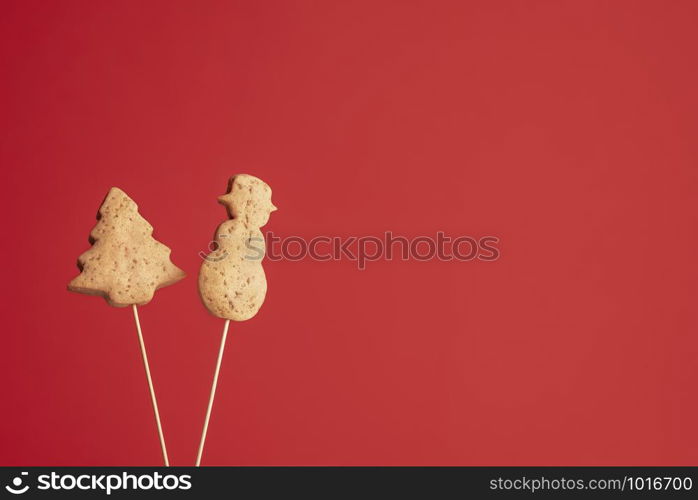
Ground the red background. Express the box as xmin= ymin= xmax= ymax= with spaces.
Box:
xmin=2 ymin=0 xmax=697 ymax=465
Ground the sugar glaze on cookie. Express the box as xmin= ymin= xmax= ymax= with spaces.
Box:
xmin=198 ymin=174 xmax=277 ymax=321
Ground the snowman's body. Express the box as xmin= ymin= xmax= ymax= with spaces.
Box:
xmin=199 ymin=219 xmax=267 ymax=320
xmin=198 ymin=174 xmax=276 ymax=321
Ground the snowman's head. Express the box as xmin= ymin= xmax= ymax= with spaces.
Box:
xmin=218 ymin=174 xmax=277 ymax=226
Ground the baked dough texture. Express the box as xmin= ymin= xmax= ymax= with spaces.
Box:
xmin=68 ymin=187 xmax=186 ymax=307
xmin=198 ymin=174 xmax=276 ymax=321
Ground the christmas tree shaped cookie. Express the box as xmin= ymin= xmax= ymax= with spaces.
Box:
xmin=67 ymin=186 xmax=185 ymax=466
xmin=68 ymin=187 xmax=185 ymax=306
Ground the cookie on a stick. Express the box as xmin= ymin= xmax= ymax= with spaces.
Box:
xmin=68 ymin=187 xmax=185 ymax=466
xmin=196 ymin=174 xmax=276 ymax=465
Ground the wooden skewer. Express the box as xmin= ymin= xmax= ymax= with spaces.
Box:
xmin=196 ymin=319 xmax=230 ymax=466
xmin=132 ymin=304 xmax=170 ymax=466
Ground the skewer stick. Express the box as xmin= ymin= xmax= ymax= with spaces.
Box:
xmin=196 ymin=319 xmax=230 ymax=466
xmin=132 ymin=304 xmax=170 ymax=466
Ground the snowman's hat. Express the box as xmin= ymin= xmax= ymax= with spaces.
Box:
xmin=217 ymin=193 xmax=277 ymax=211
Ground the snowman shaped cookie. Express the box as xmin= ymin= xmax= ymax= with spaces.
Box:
xmin=198 ymin=174 xmax=277 ymax=321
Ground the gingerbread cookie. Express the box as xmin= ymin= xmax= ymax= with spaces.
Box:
xmin=198 ymin=174 xmax=276 ymax=320
xmin=68 ymin=187 xmax=186 ymax=307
